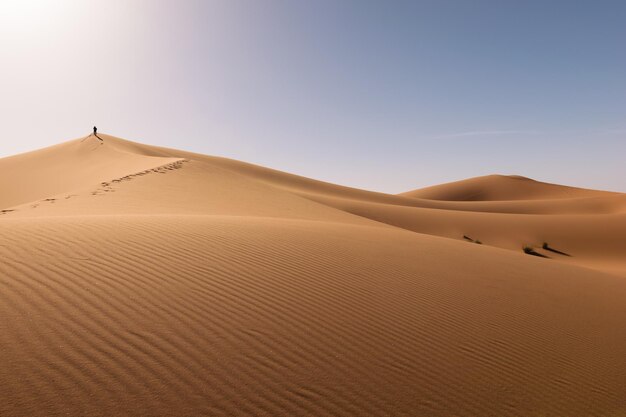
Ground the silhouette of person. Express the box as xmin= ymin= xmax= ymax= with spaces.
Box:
xmin=91 ymin=126 xmax=103 ymax=143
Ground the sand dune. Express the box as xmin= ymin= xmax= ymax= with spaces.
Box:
xmin=0 ymin=136 xmax=181 ymax=209
xmin=1 ymin=134 xmax=625 ymax=416
xmin=400 ymin=174 xmax=617 ymax=201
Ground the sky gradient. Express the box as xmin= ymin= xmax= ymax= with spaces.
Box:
xmin=1 ymin=0 xmax=625 ymax=193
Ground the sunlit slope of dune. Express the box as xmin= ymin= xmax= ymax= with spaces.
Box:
xmin=0 ymin=135 xmax=181 ymax=209
xmin=1 ymin=216 xmax=625 ymax=417
xmin=4 ymin=133 xmax=621 ymax=216
xmin=109 ymin=135 xmax=625 ymax=215
xmin=6 ymin=158 xmax=373 ymax=225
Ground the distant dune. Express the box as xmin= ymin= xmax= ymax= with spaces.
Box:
xmin=400 ymin=173 xmax=618 ymax=201
xmin=1 ymin=134 xmax=625 ymax=416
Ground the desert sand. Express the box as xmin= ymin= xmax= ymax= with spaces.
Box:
xmin=1 ymin=134 xmax=625 ymax=416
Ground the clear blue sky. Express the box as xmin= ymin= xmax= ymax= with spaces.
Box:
xmin=1 ymin=0 xmax=624 ymax=192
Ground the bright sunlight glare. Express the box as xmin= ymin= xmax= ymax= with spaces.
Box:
xmin=0 ymin=0 xmax=72 ymax=37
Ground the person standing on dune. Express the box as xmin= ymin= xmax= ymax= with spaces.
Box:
xmin=92 ymin=126 xmax=103 ymax=143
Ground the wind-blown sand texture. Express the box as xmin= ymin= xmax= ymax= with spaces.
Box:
xmin=1 ymin=134 xmax=625 ymax=416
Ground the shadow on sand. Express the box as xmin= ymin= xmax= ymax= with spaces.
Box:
xmin=542 ymin=242 xmax=571 ymax=257
xmin=81 ymin=133 xmax=103 ymax=143
xmin=523 ymin=246 xmax=550 ymax=258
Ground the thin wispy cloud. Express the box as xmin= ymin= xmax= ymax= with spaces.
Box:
xmin=432 ymin=130 xmax=540 ymax=140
